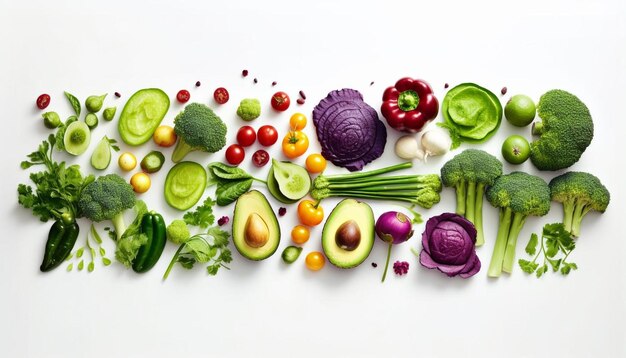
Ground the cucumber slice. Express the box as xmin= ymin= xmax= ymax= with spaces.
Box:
xmin=85 ymin=113 xmax=99 ymax=130
xmin=164 ymin=162 xmax=207 ymax=211
xmin=91 ymin=136 xmax=113 ymax=170
xmin=266 ymin=166 xmax=298 ymax=204
xmin=118 ymin=88 xmax=170 ymax=146
xmin=64 ymin=121 xmax=91 ymax=156
xmin=140 ymin=151 xmax=165 ymax=173
xmin=271 ymin=160 xmax=311 ymax=200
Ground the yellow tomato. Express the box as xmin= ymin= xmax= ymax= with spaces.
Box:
xmin=118 ymin=152 xmax=137 ymax=171
xmin=282 ymin=131 xmax=309 ymax=159
xmin=289 ymin=113 xmax=307 ymax=131
xmin=291 ymin=225 xmax=310 ymax=245
xmin=305 ymin=251 xmax=325 ymax=271
xmin=130 ymin=172 xmax=151 ymax=193
xmin=153 ymin=125 xmax=177 ymax=147
xmin=305 ymin=154 xmax=327 ymax=173
xmin=297 ymin=200 xmax=324 ymax=226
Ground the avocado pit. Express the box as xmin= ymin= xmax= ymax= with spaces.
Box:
xmin=244 ymin=213 xmax=270 ymax=248
xmin=335 ymin=220 xmax=361 ymax=251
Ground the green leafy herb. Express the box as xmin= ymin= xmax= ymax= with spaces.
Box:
xmin=114 ymin=201 xmax=149 ymax=267
xmin=163 ymin=226 xmax=232 ymax=280
xmin=518 ymin=223 xmax=578 ymax=278
xmin=17 ymin=134 xmax=94 ymax=223
xmin=64 ymin=91 xmax=81 ymax=117
xmin=207 ymin=162 xmax=265 ymax=206
xmin=183 ymin=197 xmax=216 ymax=228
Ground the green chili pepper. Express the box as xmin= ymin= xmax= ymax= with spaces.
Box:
xmin=132 ymin=212 xmax=166 ymax=273
xmin=40 ymin=220 xmax=80 ymax=272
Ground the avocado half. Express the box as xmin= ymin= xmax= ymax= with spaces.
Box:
xmin=322 ymin=199 xmax=374 ymax=268
xmin=232 ymin=190 xmax=280 ymax=261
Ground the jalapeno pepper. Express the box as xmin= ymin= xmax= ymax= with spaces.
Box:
xmin=381 ymin=77 xmax=439 ymax=133
xmin=40 ymin=220 xmax=80 ymax=272
xmin=132 ymin=212 xmax=166 ymax=273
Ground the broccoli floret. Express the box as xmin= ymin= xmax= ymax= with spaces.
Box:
xmin=440 ymin=149 xmax=503 ymax=246
xmin=166 ymin=219 xmax=190 ymax=245
xmin=549 ymin=171 xmax=610 ymax=237
xmin=236 ymin=98 xmax=261 ymax=121
xmin=530 ymin=90 xmax=594 ymax=171
xmin=172 ymin=103 xmax=227 ymax=162
xmin=78 ymin=174 xmax=136 ymax=240
xmin=486 ymin=172 xmax=551 ymax=277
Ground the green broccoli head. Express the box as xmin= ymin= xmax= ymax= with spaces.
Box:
xmin=530 ymin=90 xmax=594 ymax=171
xmin=549 ymin=171 xmax=610 ymax=236
xmin=486 ymin=171 xmax=551 ymax=217
xmin=236 ymin=98 xmax=261 ymax=121
xmin=78 ymin=174 xmax=136 ymax=222
xmin=441 ymin=149 xmax=502 ymax=187
xmin=172 ymin=103 xmax=227 ymax=162
xmin=166 ymin=219 xmax=191 ymax=245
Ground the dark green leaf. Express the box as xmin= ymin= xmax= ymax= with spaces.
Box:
xmin=545 ymin=237 xmax=559 ymax=258
xmin=64 ymin=91 xmax=81 ymax=117
xmin=206 ymin=264 xmax=220 ymax=276
xmin=177 ymin=256 xmax=196 ymax=269
xmin=219 ymin=249 xmax=233 ymax=264
xmin=215 ymin=178 xmax=253 ymax=206
xmin=525 ymin=233 xmax=539 ymax=256
xmin=208 ymin=162 xmax=252 ymax=180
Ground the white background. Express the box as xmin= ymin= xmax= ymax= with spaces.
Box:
xmin=1 ymin=1 xmax=625 ymax=357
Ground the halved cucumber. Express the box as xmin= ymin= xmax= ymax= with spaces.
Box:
xmin=91 ymin=136 xmax=113 ymax=170
xmin=271 ymin=160 xmax=311 ymax=200
xmin=64 ymin=121 xmax=91 ymax=156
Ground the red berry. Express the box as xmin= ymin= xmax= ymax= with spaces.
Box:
xmin=36 ymin=94 xmax=50 ymax=110
xmin=176 ymin=90 xmax=190 ymax=103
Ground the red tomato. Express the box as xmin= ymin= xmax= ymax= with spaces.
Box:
xmin=225 ymin=144 xmax=245 ymax=165
xmin=176 ymin=90 xmax=190 ymax=103
xmin=214 ymin=87 xmax=229 ymax=104
xmin=36 ymin=94 xmax=50 ymax=110
xmin=252 ymin=150 xmax=270 ymax=167
xmin=271 ymin=91 xmax=290 ymax=112
xmin=257 ymin=125 xmax=278 ymax=146
xmin=236 ymin=126 xmax=257 ymax=147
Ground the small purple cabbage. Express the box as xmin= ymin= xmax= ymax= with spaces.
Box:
xmin=419 ymin=212 xmax=480 ymax=278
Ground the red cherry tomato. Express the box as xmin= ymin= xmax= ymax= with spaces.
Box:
xmin=214 ymin=87 xmax=229 ymax=104
xmin=176 ymin=90 xmax=190 ymax=103
xmin=36 ymin=94 xmax=50 ymax=110
xmin=236 ymin=126 xmax=257 ymax=147
xmin=225 ymin=144 xmax=245 ymax=165
xmin=257 ymin=125 xmax=278 ymax=146
xmin=252 ymin=149 xmax=270 ymax=167
xmin=271 ymin=91 xmax=290 ymax=112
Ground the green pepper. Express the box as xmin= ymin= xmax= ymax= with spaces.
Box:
xmin=40 ymin=220 xmax=79 ymax=272
xmin=132 ymin=212 xmax=166 ymax=273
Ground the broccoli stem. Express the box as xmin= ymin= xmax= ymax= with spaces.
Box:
xmin=562 ymin=201 xmax=575 ymax=233
xmin=474 ymin=183 xmax=485 ymax=246
xmin=465 ymin=181 xmax=476 ymax=224
xmin=455 ymin=181 xmax=466 ymax=216
xmin=502 ymin=213 xmax=527 ymax=273
xmin=488 ymin=207 xmax=512 ymax=278
xmin=531 ymin=120 xmax=544 ymax=135
xmin=570 ymin=199 xmax=590 ymax=237
xmin=171 ymin=138 xmax=194 ymax=163
xmin=111 ymin=212 xmax=127 ymax=241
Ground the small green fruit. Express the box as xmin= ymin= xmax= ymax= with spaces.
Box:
xmin=505 ymin=94 xmax=536 ymax=127
xmin=502 ymin=135 xmax=530 ymax=164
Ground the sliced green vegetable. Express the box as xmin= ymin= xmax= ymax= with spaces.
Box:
xmin=281 ymin=246 xmax=302 ymax=264
xmin=140 ymin=151 xmax=165 ymax=173
xmin=91 ymin=136 xmax=119 ymax=170
xmin=85 ymin=113 xmax=98 ymax=130
xmin=271 ymin=160 xmax=311 ymax=200
xmin=118 ymin=88 xmax=170 ymax=146
xmin=266 ymin=166 xmax=297 ymax=204
xmin=63 ymin=121 xmax=91 ymax=156
xmin=164 ymin=162 xmax=207 ymax=210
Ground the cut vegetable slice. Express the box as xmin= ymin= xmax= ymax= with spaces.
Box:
xmin=164 ymin=162 xmax=207 ymax=210
xmin=271 ymin=160 xmax=311 ymax=200
xmin=63 ymin=121 xmax=91 ymax=156
xmin=118 ymin=88 xmax=170 ymax=146
xmin=91 ymin=136 xmax=112 ymax=170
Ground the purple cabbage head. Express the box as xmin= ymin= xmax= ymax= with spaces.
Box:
xmin=419 ymin=212 xmax=481 ymax=278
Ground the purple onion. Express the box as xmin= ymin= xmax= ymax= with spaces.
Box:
xmin=375 ymin=211 xmax=414 ymax=282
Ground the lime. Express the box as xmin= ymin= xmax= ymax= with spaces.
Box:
xmin=504 ymin=94 xmax=536 ymax=127
xmin=502 ymin=135 xmax=530 ymax=164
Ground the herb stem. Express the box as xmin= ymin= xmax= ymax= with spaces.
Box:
xmin=163 ymin=244 xmax=185 ymax=281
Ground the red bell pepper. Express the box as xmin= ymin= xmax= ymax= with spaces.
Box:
xmin=381 ymin=78 xmax=439 ymax=133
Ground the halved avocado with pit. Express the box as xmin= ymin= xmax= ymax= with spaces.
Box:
xmin=322 ymin=199 xmax=374 ymax=268
xmin=233 ymin=190 xmax=280 ymax=261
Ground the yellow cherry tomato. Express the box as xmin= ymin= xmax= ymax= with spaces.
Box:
xmin=289 ymin=113 xmax=307 ymax=131
xmin=118 ymin=152 xmax=137 ymax=171
xmin=291 ymin=225 xmax=311 ymax=245
xmin=297 ymin=200 xmax=324 ymax=226
xmin=282 ymin=131 xmax=309 ymax=159
xmin=305 ymin=154 xmax=327 ymax=173
xmin=130 ymin=172 xmax=151 ymax=193
xmin=153 ymin=125 xmax=177 ymax=147
xmin=305 ymin=251 xmax=325 ymax=271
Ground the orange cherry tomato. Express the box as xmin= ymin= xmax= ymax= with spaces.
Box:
xmin=289 ymin=113 xmax=307 ymax=131
xmin=297 ymin=200 xmax=324 ymax=226
xmin=291 ymin=225 xmax=310 ymax=245
xmin=305 ymin=251 xmax=326 ymax=271
xmin=282 ymin=131 xmax=309 ymax=159
xmin=305 ymin=154 xmax=327 ymax=173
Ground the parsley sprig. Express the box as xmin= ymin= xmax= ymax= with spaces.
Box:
xmin=519 ymin=223 xmax=578 ymax=278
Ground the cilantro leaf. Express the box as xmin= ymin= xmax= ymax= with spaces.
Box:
xmin=519 ymin=259 xmax=538 ymax=274
xmin=183 ymin=197 xmax=216 ymax=228
xmin=525 ymin=233 xmax=538 ymax=256
xmin=520 ymin=223 xmax=578 ymax=279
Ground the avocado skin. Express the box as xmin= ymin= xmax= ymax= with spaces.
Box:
xmin=232 ymin=190 xmax=281 ymax=261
